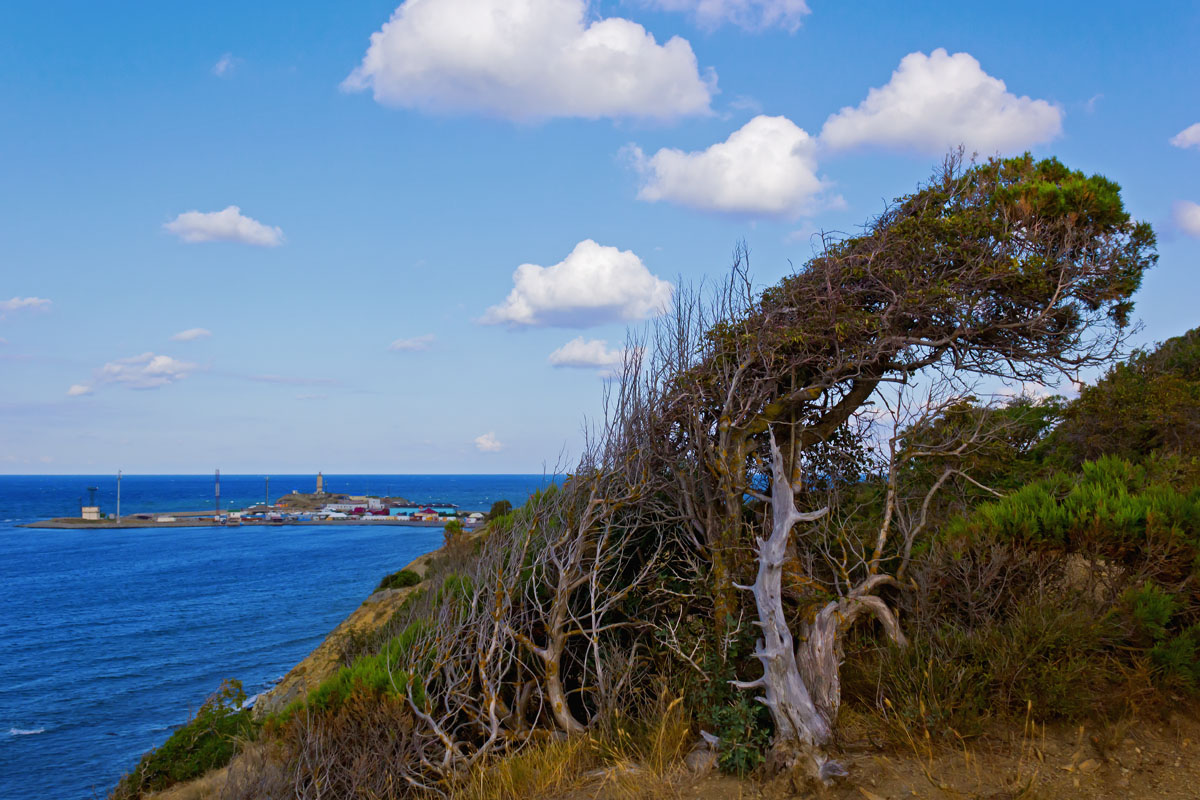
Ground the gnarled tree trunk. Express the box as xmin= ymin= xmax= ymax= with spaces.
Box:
xmin=736 ymin=428 xmax=907 ymax=781
xmin=733 ymin=429 xmax=832 ymax=776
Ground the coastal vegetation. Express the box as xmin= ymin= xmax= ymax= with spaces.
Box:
xmin=377 ymin=568 xmax=423 ymax=591
xmin=111 ymin=153 xmax=1200 ymax=798
xmin=110 ymin=680 xmax=256 ymax=800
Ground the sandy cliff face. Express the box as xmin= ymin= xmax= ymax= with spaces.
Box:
xmin=252 ymin=551 xmax=437 ymax=717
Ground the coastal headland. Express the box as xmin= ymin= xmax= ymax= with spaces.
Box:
xmin=23 ymin=516 xmax=476 ymax=529
xmin=25 ymin=478 xmax=488 ymax=529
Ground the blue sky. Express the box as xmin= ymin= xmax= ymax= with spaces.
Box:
xmin=1 ymin=0 xmax=1197 ymax=474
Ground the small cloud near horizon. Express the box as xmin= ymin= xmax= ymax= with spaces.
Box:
xmin=68 ymin=352 xmax=196 ymax=396
xmin=212 ymin=53 xmax=239 ymax=77
xmin=389 ymin=333 xmax=435 ymax=352
xmin=171 ymin=327 xmax=212 ymax=342
xmin=474 ymin=432 xmax=503 ymax=453
xmin=548 ymin=337 xmax=632 ymax=374
xmin=1 ymin=297 xmax=52 ymax=317
xmin=164 ymin=206 xmax=284 ymax=247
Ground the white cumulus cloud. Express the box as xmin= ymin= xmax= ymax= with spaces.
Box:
xmin=1171 ymin=123 xmax=1200 ymax=150
xmin=640 ymin=0 xmax=810 ymax=31
xmin=164 ymin=206 xmax=284 ymax=247
xmin=342 ymin=0 xmax=714 ymax=121
xmin=483 ymin=240 xmax=672 ymax=328
xmin=171 ymin=327 xmax=212 ymax=342
xmin=548 ymin=337 xmax=628 ymax=369
xmin=66 ymin=384 xmax=93 ymax=397
xmin=820 ymin=49 xmax=1063 ymax=155
xmin=627 ymin=115 xmax=824 ymax=217
xmin=212 ymin=53 xmax=238 ymax=77
xmin=1176 ymin=201 xmax=1200 ymax=238
xmin=0 ymin=296 xmax=52 ymax=314
xmin=474 ymin=432 xmax=503 ymax=453
xmin=389 ymin=334 xmax=436 ymax=352
xmin=96 ymin=353 xmax=196 ymax=390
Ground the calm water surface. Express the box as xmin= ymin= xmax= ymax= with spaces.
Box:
xmin=0 ymin=474 xmax=549 ymax=800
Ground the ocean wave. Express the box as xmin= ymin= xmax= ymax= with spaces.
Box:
xmin=8 ymin=727 xmax=47 ymax=736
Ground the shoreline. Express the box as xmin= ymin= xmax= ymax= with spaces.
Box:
xmin=22 ymin=517 xmax=478 ymax=530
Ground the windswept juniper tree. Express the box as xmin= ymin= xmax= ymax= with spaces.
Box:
xmin=636 ymin=152 xmax=1156 ymax=777
xmin=217 ymin=154 xmax=1158 ymax=798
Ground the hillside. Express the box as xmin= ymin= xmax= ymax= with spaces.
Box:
xmin=111 ymin=157 xmax=1197 ymax=800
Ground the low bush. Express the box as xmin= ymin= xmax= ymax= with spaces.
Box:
xmin=110 ymin=679 xmax=255 ymax=799
xmin=278 ymin=620 xmax=432 ymax=726
xmin=844 ymin=598 xmax=1123 ymax=739
xmin=710 ymin=695 xmax=771 ymax=776
xmin=376 ymin=568 xmax=422 ymax=592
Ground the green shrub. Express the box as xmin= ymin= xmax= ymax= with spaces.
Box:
xmin=375 ymin=568 xmax=421 ymax=592
xmin=845 ymin=599 xmax=1121 ymax=737
xmin=1118 ymin=582 xmax=1200 ymax=687
xmin=304 ymin=621 xmax=431 ymax=717
xmin=711 ymin=695 xmax=771 ymax=776
xmin=110 ymin=679 xmax=255 ymax=799
xmin=435 ymin=572 xmax=476 ymax=606
xmin=944 ymin=456 xmax=1200 ymax=575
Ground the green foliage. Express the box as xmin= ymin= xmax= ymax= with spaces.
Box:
xmin=664 ymin=611 xmax=774 ymax=774
xmin=375 ymin=568 xmax=421 ymax=592
xmin=286 ymin=621 xmax=431 ymax=722
xmin=845 ymin=599 xmax=1122 ymax=736
xmin=435 ymin=572 xmax=476 ymax=606
xmin=1048 ymin=328 xmax=1200 ymax=464
xmin=944 ymin=456 xmax=1200 ymax=574
xmin=111 ymin=679 xmax=255 ymax=799
xmin=1118 ymin=582 xmax=1200 ymax=687
xmin=487 ymin=499 xmax=513 ymax=520
xmin=712 ymin=695 xmax=771 ymax=776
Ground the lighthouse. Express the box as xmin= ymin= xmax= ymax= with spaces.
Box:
xmin=316 ymin=472 xmax=325 ymax=495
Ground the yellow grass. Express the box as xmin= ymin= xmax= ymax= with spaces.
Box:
xmin=450 ymin=695 xmax=693 ymax=800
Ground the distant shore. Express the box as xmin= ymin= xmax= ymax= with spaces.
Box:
xmin=22 ymin=517 xmax=478 ymax=530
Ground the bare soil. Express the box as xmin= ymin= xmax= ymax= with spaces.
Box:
xmin=580 ymin=707 xmax=1199 ymax=800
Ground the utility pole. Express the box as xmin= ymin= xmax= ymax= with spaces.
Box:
xmin=265 ymin=476 xmax=270 ymax=509
xmin=117 ymin=470 xmax=121 ymax=524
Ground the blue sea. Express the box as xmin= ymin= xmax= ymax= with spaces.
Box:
xmin=0 ymin=474 xmax=550 ymax=800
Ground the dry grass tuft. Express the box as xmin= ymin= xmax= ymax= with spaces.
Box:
xmin=450 ymin=695 xmax=693 ymax=800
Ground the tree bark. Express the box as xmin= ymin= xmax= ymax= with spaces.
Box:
xmin=795 ymin=595 xmax=907 ymax=728
xmin=735 ymin=430 xmax=832 ymax=757
xmin=738 ymin=429 xmax=908 ymax=781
